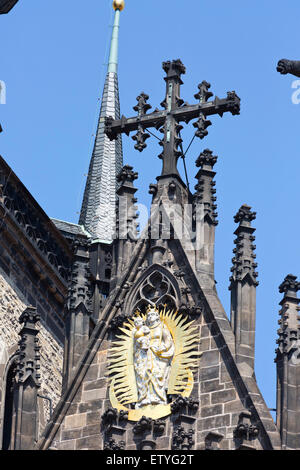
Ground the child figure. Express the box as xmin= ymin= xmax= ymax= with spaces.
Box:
xmin=133 ymin=316 xmax=151 ymax=351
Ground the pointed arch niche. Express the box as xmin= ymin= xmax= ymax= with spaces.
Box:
xmin=124 ymin=264 xmax=181 ymax=314
xmin=0 ymin=349 xmax=18 ymax=450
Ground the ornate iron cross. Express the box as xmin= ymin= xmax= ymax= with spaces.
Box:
xmin=105 ymin=59 xmax=240 ymax=178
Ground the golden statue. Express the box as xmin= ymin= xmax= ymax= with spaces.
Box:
xmin=107 ymin=305 xmax=201 ymax=421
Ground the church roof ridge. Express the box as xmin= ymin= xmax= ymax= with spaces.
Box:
xmin=51 ymin=218 xmax=92 ymax=238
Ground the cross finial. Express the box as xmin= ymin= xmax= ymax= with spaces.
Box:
xmin=105 ymin=60 xmax=240 ymax=180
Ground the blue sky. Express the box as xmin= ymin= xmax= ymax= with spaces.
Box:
xmin=1 ymin=0 xmax=300 ymax=414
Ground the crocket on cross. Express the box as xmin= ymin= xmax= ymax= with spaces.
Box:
xmin=105 ymin=59 xmax=240 ymax=178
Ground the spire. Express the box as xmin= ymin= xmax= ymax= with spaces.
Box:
xmin=108 ymin=2 xmax=123 ymax=73
xmin=79 ymin=1 xmax=124 ymax=241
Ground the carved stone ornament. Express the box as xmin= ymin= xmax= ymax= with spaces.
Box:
xmin=1 ymin=178 xmax=70 ymax=280
xmin=153 ymin=419 xmax=166 ymax=433
xmin=170 ymin=396 xmax=199 ymax=414
xmin=102 ymin=407 xmax=118 ymax=426
xmin=277 ymin=59 xmax=300 ymax=78
xmin=104 ymin=438 xmax=125 ymax=451
xmin=108 ymin=313 xmax=129 ymax=333
xmin=107 ymin=305 xmax=202 ymax=421
xmin=233 ymin=412 xmax=259 ymax=442
xmin=133 ymin=416 xmax=152 ymax=434
xmin=234 ymin=422 xmax=259 ymax=441
xmin=172 ymin=426 xmax=195 ymax=450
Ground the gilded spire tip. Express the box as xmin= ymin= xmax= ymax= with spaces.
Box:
xmin=113 ymin=0 xmax=125 ymax=11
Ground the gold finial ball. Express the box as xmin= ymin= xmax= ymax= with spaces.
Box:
xmin=113 ymin=0 xmax=125 ymax=11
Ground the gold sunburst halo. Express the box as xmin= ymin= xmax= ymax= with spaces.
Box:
xmin=107 ymin=306 xmax=202 ymax=421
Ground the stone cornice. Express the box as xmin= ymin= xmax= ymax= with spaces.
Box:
xmin=0 ymin=156 xmax=72 ymax=296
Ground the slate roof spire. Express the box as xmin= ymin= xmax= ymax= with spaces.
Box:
xmin=79 ymin=1 xmax=124 ymax=241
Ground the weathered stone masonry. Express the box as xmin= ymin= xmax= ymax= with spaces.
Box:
xmin=1 ymin=2 xmax=299 ymax=451
xmin=0 ymin=155 xmax=72 ymax=446
xmin=0 ymin=267 xmax=64 ymax=438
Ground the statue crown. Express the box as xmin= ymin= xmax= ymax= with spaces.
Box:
xmin=146 ymin=305 xmax=159 ymax=315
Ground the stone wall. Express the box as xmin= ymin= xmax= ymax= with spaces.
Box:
xmin=49 ymin=343 xmax=108 ymax=450
xmin=48 ymin=309 xmax=265 ymax=451
xmin=0 ymin=259 xmax=64 ymax=445
xmin=196 ymin=311 xmax=261 ymax=450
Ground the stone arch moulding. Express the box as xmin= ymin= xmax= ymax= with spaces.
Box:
xmin=123 ymin=264 xmax=182 ymax=314
xmin=0 ymin=342 xmax=17 ymax=406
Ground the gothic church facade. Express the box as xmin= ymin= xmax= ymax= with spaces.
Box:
xmin=0 ymin=1 xmax=299 ymax=451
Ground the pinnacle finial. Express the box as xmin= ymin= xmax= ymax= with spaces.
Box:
xmin=279 ymin=274 xmax=300 ymax=299
xmin=195 ymin=149 xmax=218 ymax=169
xmin=117 ymin=164 xmax=138 ymax=184
xmin=234 ymin=204 xmax=256 ymax=226
xmin=113 ymin=0 xmax=125 ymax=11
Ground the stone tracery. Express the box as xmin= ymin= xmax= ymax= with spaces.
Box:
xmin=126 ymin=267 xmax=180 ymax=314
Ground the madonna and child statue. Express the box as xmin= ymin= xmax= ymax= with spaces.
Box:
xmin=108 ymin=305 xmax=201 ymax=421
